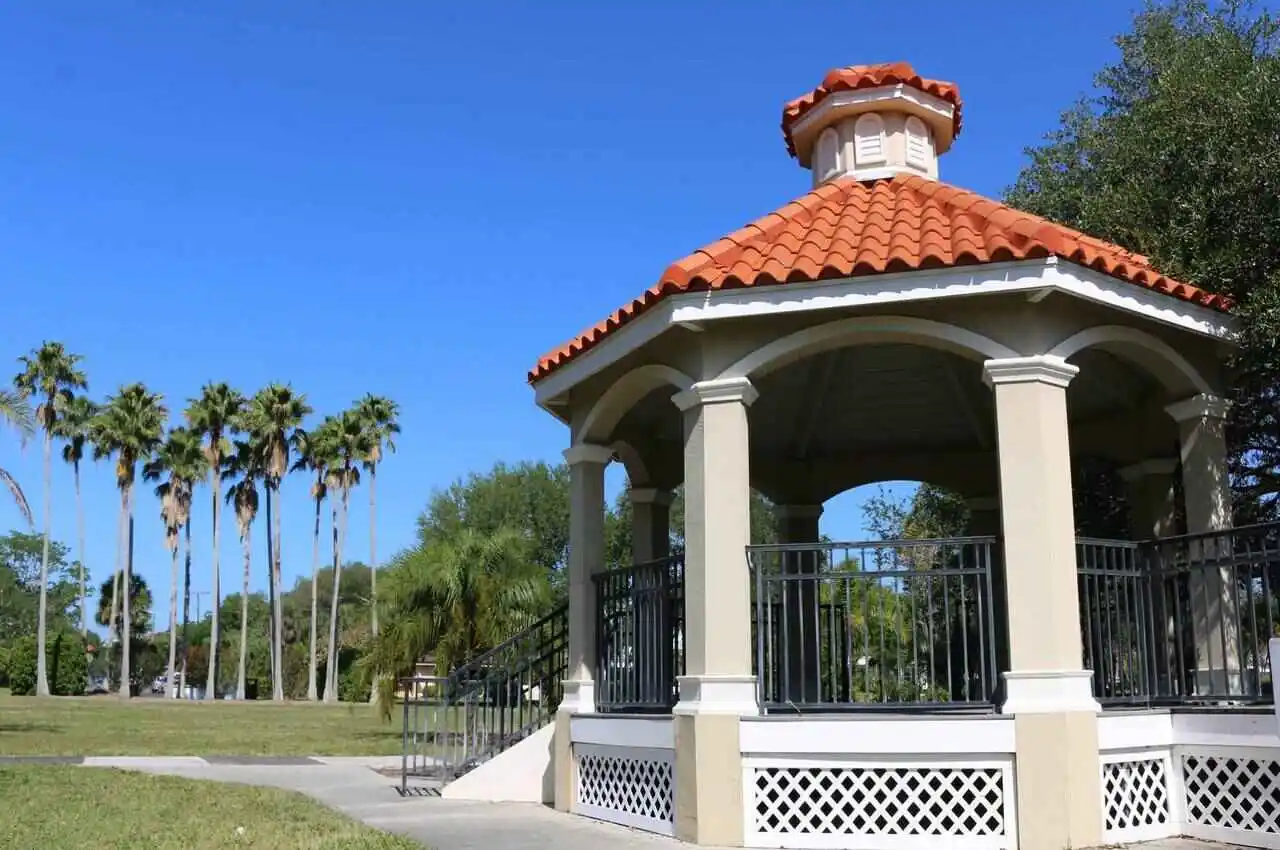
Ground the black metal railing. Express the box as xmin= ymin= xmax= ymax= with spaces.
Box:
xmin=1076 ymin=538 xmax=1157 ymax=703
xmin=593 ymin=553 xmax=685 ymax=713
xmin=747 ymin=538 xmax=999 ymax=713
xmin=400 ymin=602 xmax=567 ymax=791
xmin=1145 ymin=524 xmax=1280 ymax=703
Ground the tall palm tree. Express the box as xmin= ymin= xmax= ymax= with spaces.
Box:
xmin=244 ymin=385 xmax=311 ymax=701
xmin=223 ymin=439 xmax=262 ymax=700
xmin=186 ymin=383 xmax=246 ymax=700
xmin=291 ymin=423 xmax=332 ymax=702
xmin=91 ymin=383 xmax=167 ymax=699
xmin=0 ymin=388 xmax=34 ymax=526
xmin=324 ymin=410 xmax=371 ymax=703
xmin=144 ymin=427 xmax=206 ymax=699
xmin=53 ymin=395 xmax=99 ymax=638
xmin=355 ymin=395 xmax=399 ymax=639
xmin=14 ymin=342 xmax=88 ymax=697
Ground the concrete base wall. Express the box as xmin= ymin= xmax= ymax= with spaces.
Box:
xmin=442 ymin=723 xmax=554 ymax=804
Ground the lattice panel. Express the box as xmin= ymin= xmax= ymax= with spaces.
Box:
xmin=1182 ymin=752 xmax=1280 ymax=834
xmin=1102 ymin=757 xmax=1171 ymax=838
xmin=576 ymin=747 xmax=674 ymax=829
xmin=751 ymin=765 xmax=1007 ymax=839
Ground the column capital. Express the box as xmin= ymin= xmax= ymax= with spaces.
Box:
xmin=672 ymin=376 xmax=758 ymax=412
xmin=562 ymin=442 xmax=614 ymax=467
xmin=775 ymin=503 xmax=824 ymax=520
xmin=1166 ymin=393 xmax=1231 ymax=423
xmin=1118 ymin=458 xmax=1179 ymax=482
xmin=629 ymin=487 xmax=674 ymax=507
xmin=983 ymin=355 xmax=1079 ymax=389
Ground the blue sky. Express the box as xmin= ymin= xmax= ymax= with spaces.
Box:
xmin=0 ymin=0 xmax=1146 ymax=629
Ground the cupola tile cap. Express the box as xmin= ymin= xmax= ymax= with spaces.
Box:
xmin=781 ymin=62 xmax=963 ymax=164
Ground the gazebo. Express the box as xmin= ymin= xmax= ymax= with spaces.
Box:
xmin=523 ymin=63 xmax=1276 ymax=850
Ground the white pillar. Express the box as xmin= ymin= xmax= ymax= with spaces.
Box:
xmin=1166 ymin=393 xmax=1239 ymax=696
xmin=629 ymin=487 xmax=672 ymax=564
xmin=1119 ymin=458 xmax=1180 ymax=695
xmin=670 ymin=377 xmax=757 ymax=847
xmin=559 ymin=442 xmax=612 ymax=713
xmin=985 ymin=355 xmax=1102 ymax=850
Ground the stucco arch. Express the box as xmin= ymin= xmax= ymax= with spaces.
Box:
xmin=1047 ymin=325 xmax=1213 ymax=396
xmin=577 ymin=364 xmax=695 ymax=446
xmin=610 ymin=440 xmax=651 ymax=487
xmin=717 ymin=315 xmax=1019 ymax=381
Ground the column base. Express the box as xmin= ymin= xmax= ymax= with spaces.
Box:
xmin=1014 ymin=710 xmax=1103 ymax=850
xmin=673 ymin=674 xmax=758 ymax=716
xmin=674 ymin=711 xmax=745 ymax=846
xmin=1001 ymin=669 xmax=1100 ymax=715
xmin=559 ymin=679 xmax=596 ymax=714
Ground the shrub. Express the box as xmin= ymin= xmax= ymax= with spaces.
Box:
xmin=0 ymin=644 xmax=10 ymax=686
xmin=7 ymin=637 xmax=37 ymax=696
xmin=7 ymin=633 xmax=88 ymax=696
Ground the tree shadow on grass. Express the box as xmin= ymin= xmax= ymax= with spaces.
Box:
xmin=0 ymin=722 xmax=62 ymax=734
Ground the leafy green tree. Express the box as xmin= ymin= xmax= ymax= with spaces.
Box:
xmin=243 ymin=385 xmax=311 ymax=701
xmin=0 ymin=531 xmax=80 ymax=645
xmin=0 ymin=388 xmax=34 ymax=526
xmin=91 ymin=383 xmax=166 ymax=698
xmin=53 ymin=395 xmax=98 ymax=638
xmin=1005 ymin=0 xmax=1280 ymax=520
xmin=93 ymin=572 xmax=153 ymax=693
xmin=355 ymin=394 xmax=399 ymax=638
xmin=14 ymin=341 xmax=87 ymax=696
xmin=186 ymin=382 xmax=246 ymax=699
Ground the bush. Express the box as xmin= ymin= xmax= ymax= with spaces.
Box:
xmin=0 ymin=644 xmax=10 ymax=686
xmin=7 ymin=633 xmax=88 ymax=696
xmin=7 ymin=637 xmax=37 ymax=696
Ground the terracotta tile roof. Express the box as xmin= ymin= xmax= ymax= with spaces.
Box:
xmin=782 ymin=63 xmax=963 ymax=158
xmin=529 ymin=174 xmax=1231 ymax=384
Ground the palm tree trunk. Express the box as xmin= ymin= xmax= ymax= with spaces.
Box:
xmin=369 ymin=463 xmax=378 ymax=637
xmin=181 ymin=519 xmax=192 ymax=698
xmin=206 ymin=468 xmax=221 ymax=699
xmin=271 ymin=484 xmax=284 ymax=701
xmin=108 ymin=491 xmax=125 ymax=693
xmin=166 ymin=537 xmax=179 ymax=699
xmin=35 ymin=428 xmax=52 ymax=697
xmin=119 ymin=482 xmax=135 ymax=701
xmin=324 ymin=494 xmax=343 ymax=703
xmin=307 ymin=491 xmax=321 ymax=702
xmin=75 ymin=462 xmax=86 ymax=639
xmin=236 ymin=525 xmax=251 ymax=700
xmin=264 ymin=488 xmax=278 ymax=699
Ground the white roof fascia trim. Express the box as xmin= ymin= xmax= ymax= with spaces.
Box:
xmin=790 ymin=84 xmax=954 ymax=139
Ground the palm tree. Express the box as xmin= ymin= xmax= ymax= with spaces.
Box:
xmin=291 ymin=423 xmax=332 ymax=702
xmin=223 ymin=439 xmax=261 ymax=700
xmin=323 ymin=410 xmax=370 ymax=703
xmin=0 ymin=388 xmax=34 ymax=526
xmin=52 ymin=395 xmax=98 ymax=638
xmin=14 ymin=342 xmax=88 ymax=697
xmin=355 ymin=395 xmax=399 ymax=639
xmin=91 ymin=383 xmax=167 ymax=699
xmin=244 ymin=385 xmax=311 ymax=701
xmin=144 ymin=427 xmax=206 ymax=699
xmin=186 ymin=383 xmax=246 ymax=700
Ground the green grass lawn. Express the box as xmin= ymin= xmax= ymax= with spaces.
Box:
xmin=0 ymin=693 xmax=404 ymax=756
xmin=0 ymin=766 xmax=421 ymax=849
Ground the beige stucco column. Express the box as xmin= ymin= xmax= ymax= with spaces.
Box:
xmin=775 ymin=504 xmax=823 ymax=705
xmin=1119 ymin=458 xmax=1180 ymax=696
xmin=1166 ymin=394 xmax=1239 ymax=696
xmin=670 ymin=377 xmax=758 ymax=846
xmin=553 ymin=441 xmax=612 ymax=813
xmin=630 ymin=487 xmax=673 ymax=563
xmin=985 ymin=355 xmax=1102 ymax=850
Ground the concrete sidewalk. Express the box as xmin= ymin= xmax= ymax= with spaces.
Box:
xmin=72 ymin=758 xmax=688 ymax=849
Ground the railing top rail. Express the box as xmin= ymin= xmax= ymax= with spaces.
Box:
xmin=590 ymin=551 xmax=685 ymax=583
xmin=1075 ymin=537 xmax=1141 ymax=549
xmin=747 ymin=536 xmax=998 ymax=553
xmin=447 ymin=600 xmax=568 ymax=682
xmin=1141 ymin=520 xmax=1280 ymax=546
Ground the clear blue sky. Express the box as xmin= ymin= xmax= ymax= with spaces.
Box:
xmin=0 ymin=0 xmax=1145 ymax=630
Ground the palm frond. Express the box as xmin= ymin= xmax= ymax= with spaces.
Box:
xmin=0 ymin=466 xmax=32 ymax=527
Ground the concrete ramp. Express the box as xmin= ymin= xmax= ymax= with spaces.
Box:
xmin=440 ymin=723 xmax=554 ymax=804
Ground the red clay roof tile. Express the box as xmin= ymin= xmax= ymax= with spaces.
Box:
xmin=781 ymin=63 xmax=963 ymax=158
xmin=529 ymin=174 xmax=1232 ymax=384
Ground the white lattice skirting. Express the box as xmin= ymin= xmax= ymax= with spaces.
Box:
xmin=574 ymin=743 xmax=675 ymax=836
xmin=1181 ymin=747 xmax=1280 ymax=849
xmin=743 ymin=758 xmax=1016 ymax=850
xmin=1100 ymin=750 xmax=1175 ymax=844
